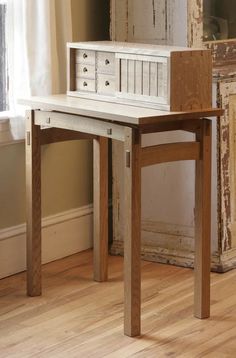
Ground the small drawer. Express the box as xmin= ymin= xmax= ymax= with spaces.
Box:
xmin=76 ymin=78 xmax=96 ymax=92
xmin=76 ymin=49 xmax=95 ymax=65
xmin=76 ymin=63 xmax=95 ymax=79
xmin=97 ymin=74 xmax=115 ymax=95
xmin=97 ymin=52 xmax=115 ymax=74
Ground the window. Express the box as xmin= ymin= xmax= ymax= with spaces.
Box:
xmin=203 ymin=0 xmax=236 ymax=42
xmin=0 ymin=2 xmax=7 ymax=112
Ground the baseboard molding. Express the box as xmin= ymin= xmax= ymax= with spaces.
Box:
xmin=0 ymin=205 xmax=93 ymax=279
xmin=111 ymin=220 xmax=195 ymax=268
xmin=111 ymin=220 xmax=236 ymax=272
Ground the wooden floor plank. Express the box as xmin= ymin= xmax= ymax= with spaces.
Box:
xmin=0 ymin=250 xmax=235 ymax=357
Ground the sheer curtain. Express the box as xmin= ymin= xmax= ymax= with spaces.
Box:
xmin=6 ymin=0 xmax=72 ymax=114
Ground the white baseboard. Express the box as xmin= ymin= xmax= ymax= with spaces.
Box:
xmin=0 ymin=205 xmax=93 ymax=279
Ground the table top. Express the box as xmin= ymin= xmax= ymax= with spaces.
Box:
xmin=19 ymin=94 xmax=223 ymax=126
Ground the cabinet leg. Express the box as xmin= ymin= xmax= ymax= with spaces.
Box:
xmin=194 ymin=119 xmax=212 ymax=318
xmin=124 ymin=128 xmax=141 ymax=337
xmin=93 ymin=137 xmax=108 ymax=282
xmin=25 ymin=110 xmax=42 ymax=296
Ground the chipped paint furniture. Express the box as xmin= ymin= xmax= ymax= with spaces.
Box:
xmin=21 ymin=94 xmax=222 ymax=336
xmin=111 ymin=0 xmax=236 ymax=273
xmin=189 ymin=0 xmax=236 ymax=271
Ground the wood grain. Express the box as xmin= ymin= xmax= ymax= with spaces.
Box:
xmin=194 ymin=119 xmax=212 ymax=318
xmin=1 ymin=251 xmax=236 ymax=357
xmin=141 ymin=142 xmax=200 ymax=167
xmin=124 ymin=127 xmax=141 ymax=337
xmin=170 ymin=50 xmax=212 ymax=111
xmin=19 ymin=94 xmax=223 ymax=126
xmin=25 ymin=110 xmax=42 ymax=296
xmin=93 ymin=137 xmax=109 ymax=282
xmin=34 ymin=109 xmax=126 ymax=142
xmin=67 ymin=47 xmax=76 ymax=92
xmin=40 ymin=128 xmax=97 ymax=145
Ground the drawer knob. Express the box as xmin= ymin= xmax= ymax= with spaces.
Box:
xmin=83 ymin=81 xmax=88 ymax=87
xmin=105 ymin=81 xmax=110 ymax=86
xmin=105 ymin=59 xmax=110 ymax=65
xmin=83 ymin=67 xmax=88 ymax=72
xmin=83 ymin=53 xmax=88 ymax=59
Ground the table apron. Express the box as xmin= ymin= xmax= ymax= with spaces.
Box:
xmin=34 ymin=110 xmax=127 ymax=142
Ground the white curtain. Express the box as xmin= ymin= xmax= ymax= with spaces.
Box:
xmin=6 ymin=0 xmax=72 ymax=114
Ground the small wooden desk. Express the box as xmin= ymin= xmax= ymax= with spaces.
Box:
xmin=21 ymin=94 xmax=223 ymax=337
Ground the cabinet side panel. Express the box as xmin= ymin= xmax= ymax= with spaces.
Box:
xmin=67 ymin=47 xmax=76 ymax=92
xmin=170 ymin=50 xmax=212 ymax=111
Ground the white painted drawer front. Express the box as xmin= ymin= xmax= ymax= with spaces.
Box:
xmin=76 ymin=78 xmax=96 ymax=92
xmin=76 ymin=63 xmax=95 ymax=79
xmin=76 ymin=49 xmax=95 ymax=65
xmin=97 ymin=74 xmax=115 ymax=95
xmin=97 ymin=52 xmax=115 ymax=74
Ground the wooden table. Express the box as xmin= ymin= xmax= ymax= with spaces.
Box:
xmin=21 ymin=94 xmax=223 ymax=337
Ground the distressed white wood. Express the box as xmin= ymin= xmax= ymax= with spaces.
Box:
xmin=76 ymin=78 xmax=96 ymax=93
xmin=110 ymin=0 xmax=236 ymax=275
xmin=97 ymin=52 xmax=115 ymax=74
xmin=19 ymin=95 xmax=220 ymax=127
xmin=116 ymin=53 xmax=169 ymax=63
xmin=230 ymin=95 xmax=236 ymax=248
xmin=110 ymin=0 xmax=186 ymax=46
xmin=97 ymin=74 xmax=115 ymax=96
xmin=76 ymin=49 xmax=96 ymax=65
xmin=33 ymin=108 xmax=126 ymax=141
xmin=135 ymin=61 xmax=143 ymax=95
xmin=142 ymin=62 xmax=150 ymax=96
xmin=68 ymin=41 xmax=200 ymax=57
xmin=121 ymin=59 xmax=128 ymax=93
xmin=128 ymin=0 xmax=167 ymax=44
xmin=150 ymin=62 xmax=158 ymax=97
xmin=127 ymin=60 xmax=135 ymax=94
xmin=76 ymin=64 xmax=96 ymax=79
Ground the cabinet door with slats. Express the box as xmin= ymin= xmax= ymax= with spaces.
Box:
xmin=117 ymin=54 xmax=169 ymax=105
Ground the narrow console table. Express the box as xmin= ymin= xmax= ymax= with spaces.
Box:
xmin=21 ymin=94 xmax=223 ymax=337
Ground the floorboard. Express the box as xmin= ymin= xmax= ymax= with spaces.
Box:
xmin=0 ymin=250 xmax=235 ymax=357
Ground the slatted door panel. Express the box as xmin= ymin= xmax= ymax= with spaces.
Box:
xmin=116 ymin=55 xmax=169 ymax=104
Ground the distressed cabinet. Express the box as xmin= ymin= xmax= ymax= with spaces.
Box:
xmin=67 ymin=42 xmax=212 ymax=111
xmin=110 ymin=0 xmax=236 ymax=272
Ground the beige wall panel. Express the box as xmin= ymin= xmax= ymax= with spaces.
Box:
xmin=0 ymin=0 xmax=109 ymax=230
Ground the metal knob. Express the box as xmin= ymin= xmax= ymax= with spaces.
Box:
xmin=83 ymin=53 xmax=88 ymax=59
xmin=105 ymin=81 xmax=110 ymax=86
xmin=83 ymin=81 xmax=88 ymax=87
xmin=83 ymin=67 xmax=88 ymax=72
xmin=105 ymin=59 xmax=110 ymax=65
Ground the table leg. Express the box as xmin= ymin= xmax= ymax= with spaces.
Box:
xmin=93 ymin=137 xmax=108 ymax=282
xmin=194 ymin=118 xmax=212 ymax=318
xmin=25 ymin=110 xmax=42 ymax=296
xmin=124 ymin=128 xmax=141 ymax=337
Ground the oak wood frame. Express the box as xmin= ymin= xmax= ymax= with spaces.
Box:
xmin=26 ymin=109 xmax=212 ymax=336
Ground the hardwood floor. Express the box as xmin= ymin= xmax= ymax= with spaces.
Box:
xmin=0 ymin=250 xmax=236 ymax=357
